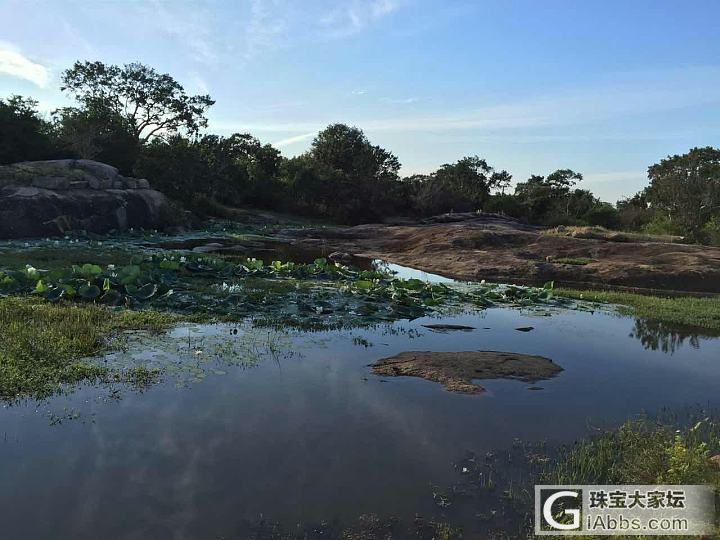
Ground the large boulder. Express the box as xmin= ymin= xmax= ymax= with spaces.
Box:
xmin=0 ymin=159 xmax=178 ymax=238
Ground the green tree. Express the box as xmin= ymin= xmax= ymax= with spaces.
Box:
xmin=52 ymin=103 xmax=139 ymax=173
xmin=303 ymin=124 xmax=402 ymax=222
xmin=409 ymin=157 xmax=512 ymax=216
xmin=0 ymin=96 xmax=58 ymax=164
xmin=61 ymin=61 xmax=214 ymax=144
xmin=645 ymin=147 xmax=720 ymax=240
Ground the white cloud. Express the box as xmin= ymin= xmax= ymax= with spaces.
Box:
xmin=244 ymin=0 xmax=288 ymax=60
xmin=0 ymin=45 xmax=48 ymax=87
xmin=273 ymin=132 xmax=316 ymax=147
xmin=320 ymin=0 xmax=402 ymax=38
xmin=382 ymin=96 xmax=420 ymax=104
xmin=188 ymin=72 xmax=210 ymax=95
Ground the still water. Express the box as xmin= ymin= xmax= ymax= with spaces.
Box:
xmin=0 ymin=279 xmax=719 ymax=538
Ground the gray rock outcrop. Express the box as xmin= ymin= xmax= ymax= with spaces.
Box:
xmin=0 ymin=159 xmax=177 ymax=238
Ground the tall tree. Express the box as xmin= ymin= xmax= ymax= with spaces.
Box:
xmin=645 ymin=147 xmax=720 ymax=239
xmin=0 ymin=96 xmax=58 ymax=164
xmin=306 ymin=124 xmax=401 ymax=221
xmin=61 ymin=61 xmax=214 ymax=144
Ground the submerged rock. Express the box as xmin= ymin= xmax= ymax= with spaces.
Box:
xmin=371 ymin=350 xmax=562 ymax=394
xmin=0 ymin=159 xmax=177 ymax=238
xmin=422 ymin=324 xmax=476 ymax=332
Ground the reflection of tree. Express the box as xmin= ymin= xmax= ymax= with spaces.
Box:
xmin=630 ymin=318 xmax=718 ymax=353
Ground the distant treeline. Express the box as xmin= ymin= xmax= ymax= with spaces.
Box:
xmin=1 ymin=61 xmax=718 ymax=243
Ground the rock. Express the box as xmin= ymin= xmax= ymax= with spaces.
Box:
xmin=515 ymin=327 xmax=535 ymax=332
xmin=31 ymin=176 xmax=69 ymax=190
xmin=422 ymin=324 xmax=475 ymax=332
xmin=192 ymin=242 xmax=226 ymax=253
xmin=371 ymin=350 xmax=563 ymax=394
xmin=288 ymin=216 xmax=720 ymax=293
xmin=137 ymin=178 xmax=150 ymax=189
xmin=328 ymin=251 xmax=353 ymax=264
xmin=0 ymin=159 xmax=179 ymax=238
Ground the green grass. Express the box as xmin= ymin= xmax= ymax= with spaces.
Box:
xmin=543 ymin=417 xmax=720 ymax=486
xmin=540 ymin=415 xmax=720 ymax=540
xmin=555 ymin=288 xmax=720 ymax=332
xmin=0 ymin=296 xmax=178 ymax=400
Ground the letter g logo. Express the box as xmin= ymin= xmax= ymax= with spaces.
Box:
xmin=543 ymin=490 xmax=581 ymax=530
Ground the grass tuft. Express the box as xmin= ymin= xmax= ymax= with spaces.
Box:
xmin=556 ymin=289 xmax=720 ymax=332
xmin=0 ymin=296 xmax=178 ymax=400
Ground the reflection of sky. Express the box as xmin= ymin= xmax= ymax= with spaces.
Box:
xmin=373 ymin=260 xmax=456 ymax=283
xmin=1 ymin=307 xmax=720 ymax=537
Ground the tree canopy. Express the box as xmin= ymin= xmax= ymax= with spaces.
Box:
xmin=644 ymin=147 xmax=720 ymax=239
xmin=0 ymin=96 xmax=57 ymax=164
xmin=61 ymin=61 xmax=215 ymax=143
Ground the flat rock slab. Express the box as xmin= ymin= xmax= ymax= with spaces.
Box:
xmin=422 ymin=324 xmax=475 ymax=332
xmin=371 ymin=350 xmax=562 ymax=394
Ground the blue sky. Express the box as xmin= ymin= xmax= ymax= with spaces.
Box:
xmin=1 ymin=0 xmax=719 ymax=201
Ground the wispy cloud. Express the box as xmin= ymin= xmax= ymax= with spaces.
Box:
xmin=320 ymin=0 xmax=402 ymax=38
xmin=244 ymin=0 xmax=288 ymax=60
xmin=188 ymin=72 xmax=210 ymax=95
xmin=382 ymin=96 xmax=420 ymax=104
xmin=0 ymin=44 xmax=48 ymax=87
xmin=273 ymin=132 xmax=316 ymax=148
xmin=143 ymin=1 xmax=219 ymax=64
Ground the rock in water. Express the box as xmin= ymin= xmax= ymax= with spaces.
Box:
xmin=422 ymin=324 xmax=476 ymax=332
xmin=0 ymin=159 xmax=177 ymax=238
xmin=371 ymin=350 xmax=562 ymax=394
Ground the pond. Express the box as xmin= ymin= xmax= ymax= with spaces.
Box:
xmin=1 ymin=260 xmax=719 ymax=538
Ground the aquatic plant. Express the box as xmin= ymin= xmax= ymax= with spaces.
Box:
xmin=0 ymin=296 xmax=177 ymax=401
xmin=0 ymin=253 xmax=566 ymax=328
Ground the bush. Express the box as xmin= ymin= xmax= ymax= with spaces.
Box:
xmin=642 ymin=214 xmax=686 ymax=237
xmin=699 ymin=216 xmax=720 ymax=246
xmin=584 ymin=202 xmax=620 ymax=229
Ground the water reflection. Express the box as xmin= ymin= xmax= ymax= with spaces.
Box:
xmin=630 ymin=318 xmax=720 ymax=353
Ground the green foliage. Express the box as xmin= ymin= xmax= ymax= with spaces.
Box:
xmin=644 ymin=147 xmax=720 ymax=240
xmin=408 ymin=156 xmax=511 ymax=216
xmin=0 ymin=296 xmax=176 ymax=400
xmin=0 ymin=243 xmax=568 ymax=331
xmin=642 ymin=214 xmax=687 ymax=237
xmin=0 ymin=96 xmax=59 ymax=164
xmin=544 ymin=416 xmax=720 ymax=486
xmin=583 ymin=201 xmax=619 ymax=228
xmin=699 ymin=216 xmax=720 ymax=246
xmin=555 ymin=288 xmax=720 ymax=331
xmin=52 ymin=103 xmax=139 ymax=173
xmin=134 ymin=133 xmax=283 ymax=211
xmin=61 ymin=61 xmax=214 ymax=143
xmin=285 ymin=124 xmax=404 ymax=222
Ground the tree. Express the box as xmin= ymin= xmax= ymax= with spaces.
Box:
xmin=304 ymin=124 xmax=402 ymax=222
xmin=309 ymin=124 xmax=400 ymax=183
xmin=52 ymin=103 xmax=138 ymax=173
xmin=0 ymin=96 xmax=58 ymax=164
xmin=546 ymin=169 xmax=582 ymax=192
xmin=645 ymin=147 xmax=720 ymax=239
xmin=514 ymin=169 xmax=584 ymax=223
xmin=61 ymin=61 xmax=214 ymax=144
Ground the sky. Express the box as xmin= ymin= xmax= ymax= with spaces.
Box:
xmin=1 ymin=0 xmax=719 ymax=202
